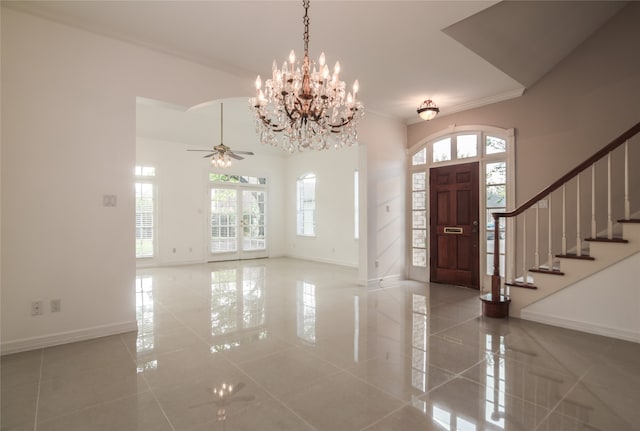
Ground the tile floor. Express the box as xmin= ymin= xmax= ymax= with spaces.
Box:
xmin=2 ymin=258 xmax=639 ymax=431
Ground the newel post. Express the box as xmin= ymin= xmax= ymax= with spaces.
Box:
xmin=480 ymin=213 xmax=511 ymax=318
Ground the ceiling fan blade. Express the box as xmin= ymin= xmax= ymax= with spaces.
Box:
xmin=228 ymin=152 xmax=244 ymax=160
xmin=187 ymin=149 xmax=213 ymax=152
xmin=231 ymin=150 xmax=254 ymax=155
xmin=202 ymin=153 xmax=215 ymax=158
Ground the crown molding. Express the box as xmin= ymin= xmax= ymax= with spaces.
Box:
xmin=407 ymin=87 xmax=526 ymax=125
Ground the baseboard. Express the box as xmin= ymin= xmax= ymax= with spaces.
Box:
xmin=367 ymin=274 xmax=405 ymax=289
xmin=283 ymin=253 xmax=358 ymax=269
xmin=0 ymin=320 xmax=139 ymax=355
xmin=520 ymin=310 xmax=640 ymax=343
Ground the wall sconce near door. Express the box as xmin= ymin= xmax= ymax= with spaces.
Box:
xmin=417 ymin=99 xmax=439 ymax=121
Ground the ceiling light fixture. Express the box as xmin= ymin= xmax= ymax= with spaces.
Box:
xmin=211 ymin=152 xmax=232 ymax=169
xmin=249 ymin=0 xmax=363 ymax=152
xmin=417 ymin=99 xmax=440 ymax=121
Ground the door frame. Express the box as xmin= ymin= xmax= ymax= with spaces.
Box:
xmin=407 ymin=125 xmax=515 ymax=293
xmin=207 ymin=174 xmax=268 ymax=262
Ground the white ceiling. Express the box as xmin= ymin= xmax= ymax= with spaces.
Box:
xmin=4 ymin=0 xmax=625 ymax=123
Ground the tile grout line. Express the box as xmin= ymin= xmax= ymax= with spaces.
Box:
xmin=32 ymin=348 xmax=44 ymax=431
xmin=533 ymin=362 xmax=595 ymax=430
xmin=118 ymin=332 xmax=177 ymax=431
xmin=224 ymin=349 xmax=320 ymax=431
xmin=357 ymin=401 xmax=410 ymax=431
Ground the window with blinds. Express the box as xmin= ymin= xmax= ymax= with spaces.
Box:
xmin=135 ymin=166 xmax=155 ymax=258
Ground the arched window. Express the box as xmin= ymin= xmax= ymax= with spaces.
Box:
xmin=297 ymin=173 xmax=316 ymax=236
xmin=408 ymin=126 xmax=515 ymax=289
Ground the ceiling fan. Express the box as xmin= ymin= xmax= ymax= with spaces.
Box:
xmin=187 ymin=102 xmax=254 ymax=166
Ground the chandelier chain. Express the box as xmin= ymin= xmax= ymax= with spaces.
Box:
xmin=303 ymin=0 xmax=310 ymax=56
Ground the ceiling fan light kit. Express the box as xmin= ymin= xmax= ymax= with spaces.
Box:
xmin=249 ymin=0 xmax=364 ymax=153
xmin=187 ymin=102 xmax=254 ymax=168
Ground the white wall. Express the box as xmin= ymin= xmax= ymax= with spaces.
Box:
xmin=359 ymin=113 xmax=408 ymax=286
xmin=284 ymin=145 xmax=359 ymax=268
xmin=1 ymin=8 xmax=248 ymax=353
xmin=522 ymin=252 xmax=640 ymax=343
xmin=281 ymin=110 xmax=407 ymax=283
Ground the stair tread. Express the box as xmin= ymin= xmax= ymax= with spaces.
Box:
xmin=556 ymin=253 xmax=595 ymax=260
xmin=529 ymin=267 xmax=565 ymax=276
xmin=584 ymin=237 xmax=629 ymax=243
xmin=505 ymin=281 xmax=538 ymax=289
xmin=618 ymin=219 xmax=640 ymax=223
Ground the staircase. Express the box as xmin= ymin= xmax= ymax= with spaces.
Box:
xmin=484 ymin=121 xmax=640 ymax=322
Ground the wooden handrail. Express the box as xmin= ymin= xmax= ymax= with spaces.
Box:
xmin=495 ymin=121 xmax=640 ymax=220
xmin=490 ymin=120 xmax=640 ymax=299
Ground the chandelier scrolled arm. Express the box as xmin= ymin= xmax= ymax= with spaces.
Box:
xmin=249 ymin=0 xmax=363 ymax=152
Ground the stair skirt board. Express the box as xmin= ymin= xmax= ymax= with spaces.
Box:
xmin=520 ymin=310 xmax=640 ymax=343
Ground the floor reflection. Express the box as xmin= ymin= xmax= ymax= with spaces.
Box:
xmin=5 ymin=259 xmax=634 ymax=430
xmin=210 ymin=266 xmax=266 ymax=337
xmin=189 ymin=381 xmax=255 ymax=431
xmin=296 ymin=280 xmax=316 ymax=344
xmin=484 ymin=334 xmax=506 ymax=429
xmin=411 ymin=293 xmax=429 ymax=393
xmin=135 ymin=275 xmax=155 ymax=353
xmin=209 ymin=265 xmax=268 ymax=352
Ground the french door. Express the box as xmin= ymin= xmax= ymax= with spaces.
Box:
xmin=209 ymin=187 xmax=267 ymax=261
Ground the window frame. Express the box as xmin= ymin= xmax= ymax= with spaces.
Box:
xmin=135 ymin=165 xmax=156 ymax=261
xmin=296 ymin=173 xmax=317 ymax=237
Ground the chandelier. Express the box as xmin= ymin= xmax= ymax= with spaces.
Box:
xmin=249 ymin=0 xmax=363 ymax=152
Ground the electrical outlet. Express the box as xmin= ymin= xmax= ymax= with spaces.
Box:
xmin=51 ymin=299 xmax=61 ymax=313
xmin=31 ymin=301 xmax=44 ymax=316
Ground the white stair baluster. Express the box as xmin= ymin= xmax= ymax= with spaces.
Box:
xmin=548 ymin=195 xmax=553 ymax=268
xmin=535 ymin=204 xmax=540 ymax=268
xmin=562 ymin=184 xmax=567 ymax=255
xmin=591 ymin=164 xmax=597 ymax=239
xmin=607 ymin=152 xmax=613 ymax=239
xmin=522 ymin=212 xmax=527 ymax=282
xmin=625 ymin=140 xmax=630 ymax=220
xmin=576 ymin=175 xmax=582 ymax=257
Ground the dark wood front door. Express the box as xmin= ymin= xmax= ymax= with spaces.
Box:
xmin=429 ymin=162 xmax=479 ymax=289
